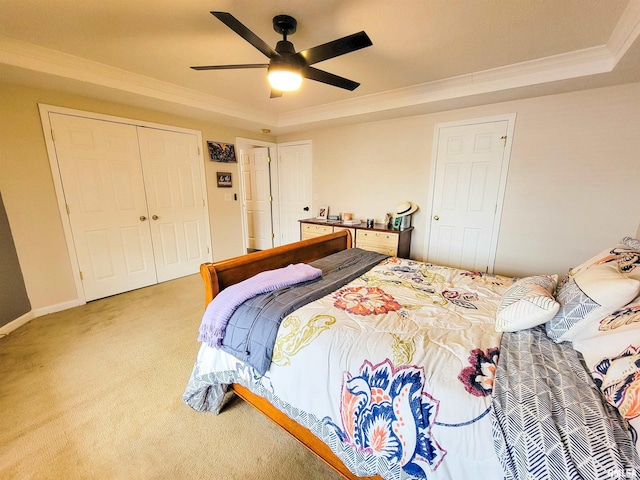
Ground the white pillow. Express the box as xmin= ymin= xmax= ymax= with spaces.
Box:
xmin=580 ymin=340 xmax=640 ymax=453
xmin=622 ymin=236 xmax=640 ymax=251
xmin=495 ymin=275 xmax=559 ymax=332
xmin=545 ymin=263 xmax=640 ymax=342
xmin=572 ymin=304 xmax=640 ymax=454
xmin=577 ymin=263 xmax=640 ymax=304
xmin=572 ymin=240 xmax=640 ymax=280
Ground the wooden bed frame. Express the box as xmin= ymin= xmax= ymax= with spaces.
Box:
xmin=200 ymin=231 xmax=382 ymax=480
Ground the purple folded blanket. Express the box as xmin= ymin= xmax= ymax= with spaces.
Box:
xmin=198 ymin=263 xmax=322 ymax=348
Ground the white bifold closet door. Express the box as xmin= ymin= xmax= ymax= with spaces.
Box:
xmin=50 ymin=113 xmax=209 ymax=301
xmin=137 ymin=127 xmax=209 ymax=282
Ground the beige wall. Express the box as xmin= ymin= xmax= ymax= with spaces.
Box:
xmin=0 ymin=82 xmax=271 ymax=313
xmin=278 ymin=82 xmax=640 ymax=277
xmin=2 ymin=80 xmax=640 ymax=319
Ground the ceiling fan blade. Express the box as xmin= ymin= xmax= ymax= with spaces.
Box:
xmin=302 ymin=66 xmax=360 ymax=91
xmin=270 ymin=89 xmax=283 ymax=99
xmin=191 ymin=64 xmax=268 ymax=70
xmin=296 ymin=31 xmax=372 ymax=65
xmin=211 ymin=11 xmax=278 ymax=59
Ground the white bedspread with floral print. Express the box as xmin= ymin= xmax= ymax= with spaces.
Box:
xmin=184 ymin=257 xmax=514 ymax=480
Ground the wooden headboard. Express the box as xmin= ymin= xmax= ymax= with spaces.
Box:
xmin=199 ymin=230 xmax=352 ymax=306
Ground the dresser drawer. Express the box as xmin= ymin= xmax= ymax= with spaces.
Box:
xmin=356 ymin=230 xmax=399 ymax=248
xmin=333 ymin=226 xmax=355 ymax=240
xmin=356 ymin=230 xmax=399 ymax=256
xmin=301 ymin=223 xmax=333 ymax=240
xmin=298 ymin=219 xmax=412 ymax=258
xmin=358 ymin=244 xmax=398 ymax=256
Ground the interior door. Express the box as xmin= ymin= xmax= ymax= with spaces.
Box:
xmin=240 ymin=147 xmax=274 ymax=250
xmin=49 ymin=113 xmax=157 ymax=301
xmin=427 ymin=119 xmax=511 ymax=272
xmin=137 ymin=127 xmax=209 ymax=282
xmin=278 ymin=142 xmax=312 ymax=245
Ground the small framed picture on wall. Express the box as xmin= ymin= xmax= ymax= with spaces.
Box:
xmin=207 ymin=141 xmax=237 ymax=163
xmin=216 ymin=172 xmax=232 ymax=188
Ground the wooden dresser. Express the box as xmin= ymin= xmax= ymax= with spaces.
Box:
xmin=299 ymin=218 xmax=413 ymax=258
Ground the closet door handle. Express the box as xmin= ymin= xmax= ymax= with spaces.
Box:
xmin=140 ymin=215 xmax=147 ymax=221
xmin=152 ymin=215 xmax=159 ymax=220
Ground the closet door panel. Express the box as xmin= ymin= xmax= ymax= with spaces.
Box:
xmin=50 ymin=114 xmax=157 ymax=301
xmin=137 ymin=127 xmax=209 ymax=282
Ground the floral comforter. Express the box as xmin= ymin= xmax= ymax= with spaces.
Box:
xmin=183 ymin=257 xmax=514 ymax=479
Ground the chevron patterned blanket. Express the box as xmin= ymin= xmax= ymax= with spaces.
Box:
xmin=492 ymin=326 xmax=639 ymax=480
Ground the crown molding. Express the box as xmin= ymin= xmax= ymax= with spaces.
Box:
xmin=608 ymin=0 xmax=640 ymax=62
xmin=277 ymin=45 xmax=616 ymax=128
xmin=0 ymin=35 xmax=277 ymax=127
xmin=1 ymin=0 xmax=638 ymax=131
xmin=279 ymin=0 xmax=640 ymax=128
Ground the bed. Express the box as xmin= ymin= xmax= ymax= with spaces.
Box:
xmin=183 ymin=230 xmax=640 ymax=480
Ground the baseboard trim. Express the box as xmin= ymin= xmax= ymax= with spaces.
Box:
xmin=0 ymin=311 xmax=36 ymax=336
xmin=0 ymin=298 xmax=84 ymax=338
xmin=32 ymin=299 xmax=84 ymax=317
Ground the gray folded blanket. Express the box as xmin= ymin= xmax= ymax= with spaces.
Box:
xmin=220 ymin=248 xmax=388 ymax=375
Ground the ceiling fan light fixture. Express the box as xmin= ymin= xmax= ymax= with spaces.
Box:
xmin=193 ymin=12 xmax=373 ymax=97
xmin=267 ymin=68 xmax=302 ymax=91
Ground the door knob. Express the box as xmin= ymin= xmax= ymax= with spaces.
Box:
xmin=433 ymin=215 xmax=440 ymax=221
xmin=140 ymin=215 xmax=147 ymax=221
xmin=152 ymin=215 xmax=159 ymax=220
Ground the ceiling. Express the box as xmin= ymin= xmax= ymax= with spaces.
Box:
xmin=1 ymin=0 xmax=640 ymax=135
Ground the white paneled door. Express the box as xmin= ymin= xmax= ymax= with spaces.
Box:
xmin=277 ymin=142 xmax=312 ymax=245
xmin=50 ymin=114 xmax=157 ymax=301
xmin=427 ymin=117 xmax=513 ymax=272
xmin=49 ymin=113 xmax=209 ymax=301
xmin=137 ymin=127 xmax=209 ymax=282
xmin=240 ymin=147 xmax=274 ymax=251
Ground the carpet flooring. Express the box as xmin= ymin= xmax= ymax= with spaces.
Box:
xmin=0 ymin=274 xmax=342 ymax=479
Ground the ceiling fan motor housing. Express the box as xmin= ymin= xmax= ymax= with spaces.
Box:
xmin=273 ymin=15 xmax=297 ymax=36
xmin=270 ymin=36 xmax=306 ymax=75
xmin=270 ymin=16 xmax=305 ymax=74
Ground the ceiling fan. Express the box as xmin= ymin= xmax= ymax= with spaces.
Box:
xmin=191 ymin=12 xmax=373 ymax=98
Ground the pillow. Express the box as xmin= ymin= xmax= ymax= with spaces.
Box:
xmin=592 ymin=347 xmax=640 ymax=420
xmin=545 ymin=263 xmax=640 ymax=342
xmin=587 ymin=343 xmax=640 ymax=453
xmin=495 ymin=274 xmax=559 ymax=332
xmin=577 ymin=293 xmax=640 ymax=337
xmin=571 ymin=240 xmax=640 ymax=280
xmin=600 ymin=298 xmax=640 ymax=329
xmin=571 ymin=308 xmax=640 ymax=453
xmin=622 ymin=236 xmax=640 ymax=251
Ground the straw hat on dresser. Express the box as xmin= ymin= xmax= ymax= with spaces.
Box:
xmin=395 ymin=201 xmax=418 ymax=217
